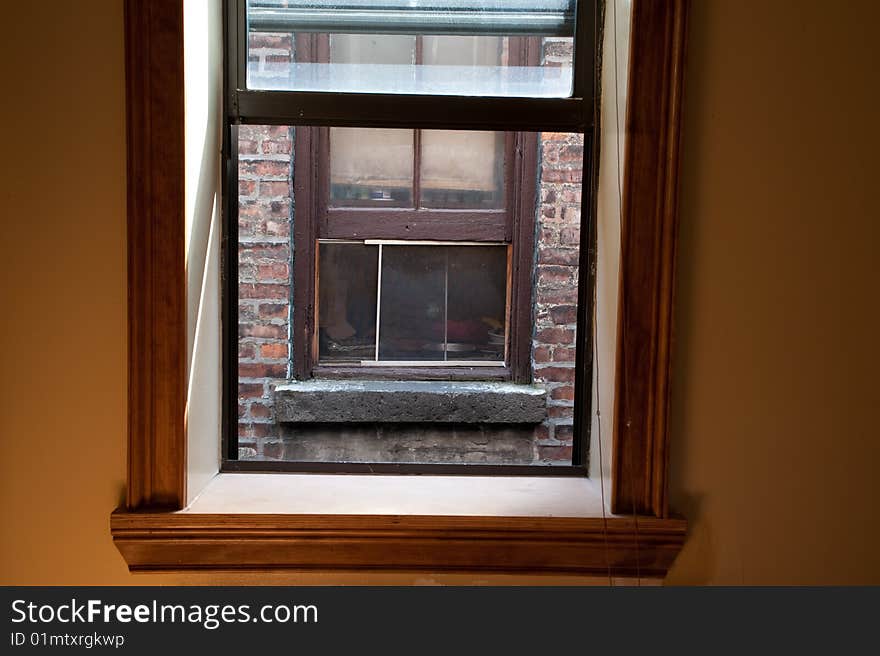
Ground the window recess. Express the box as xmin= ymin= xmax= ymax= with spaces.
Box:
xmin=225 ymin=0 xmax=595 ymax=469
xmin=115 ymin=0 xmax=689 ymax=578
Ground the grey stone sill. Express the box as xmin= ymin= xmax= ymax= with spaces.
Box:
xmin=274 ymin=380 xmax=547 ymax=424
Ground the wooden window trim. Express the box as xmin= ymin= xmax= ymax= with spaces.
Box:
xmin=114 ymin=0 xmax=690 ymax=576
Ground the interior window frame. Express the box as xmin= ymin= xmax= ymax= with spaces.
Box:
xmin=113 ymin=0 xmax=691 ymax=578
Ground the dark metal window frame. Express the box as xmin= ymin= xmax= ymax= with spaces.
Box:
xmin=222 ymin=0 xmax=598 ymax=473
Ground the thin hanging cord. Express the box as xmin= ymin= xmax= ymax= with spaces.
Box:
xmin=612 ymin=0 xmax=642 ymax=586
xmin=592 ymin=0 xmax=613 ymax=588
xmin=593 ymin=270 xmax=612 ymax=586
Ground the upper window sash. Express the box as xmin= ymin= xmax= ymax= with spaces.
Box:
xmin=248 ymin=1 xmax=576 ymax=36
xmin=225 ymin=0 xmax=596 ymax=132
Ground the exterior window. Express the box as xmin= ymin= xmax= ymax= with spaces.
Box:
xmin=301 ymin=120 xmax=536 ymax=375
xmin=228 ymin=0 xmax=591 ymax=469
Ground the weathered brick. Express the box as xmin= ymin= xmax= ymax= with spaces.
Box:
xmin=560 ymin=145 xmax=584 ymax=162
xmin=249 ymin=33 xmax=292 ymax=50
xmin=239 ymin=323 xmax=287 ymax=339
xmin=549 ymin=305 xmax=578 ymax=325
xmin=537 ymin=445 xmax=572 ymax=463
xmin=239 ymin=199 xmax=290 ymax=219
xmin=240 ymin=159 xmax=289 ymax=178
xmin=257 ymin=263 xmax=289 ymax=282
xmin=547 ymin=405 xmax=574 ymax=419
xmin=238 ymin=302 xmax=257 ymax=322
xmin=238 ymin=139 xmax=258 ymax=154
xmin=238 ymin=383 xmax=264 ymax=399
xmin=538 ymin=247 xmax=580 ymax=266
xmin=239 ymin=362 xmax=287 ymax=379
xmin=553 ymin=346 xmax=577 ymax=361
xmin=535 ymin=326 xmax=575 ymax=345
xmin=239 ymin=283 xmax=288 ymax=300
xmin=248 ymin=403 xmax=273 ymax=420
xmin=258 ymin=180 xmax=290 ymax=197
xmin=536 ymin=287 xmax=579 ymax=306
xmin=262 ymin=442 xmax=284 ymax=459
xmin=534 ymin=366 xmax=576 ymax=383
xmin=560 ymin=226 xmax=581 ymax=246
xmin=260 ymin=342 xmax=288 ymax=359
xmin=562 ymin=206 xmax=581 ymax=223
xmin=541 ymin=168 xmax=582 ymax=184
xmin=238 ymin=422 xmax=274 ymax=439
xmin=550 ymin=386 xmax=575 ymax=402
xmin=239 ymin=242 xmax=288 ymax=264
xmin=555 ymin=425 xmax=574 ymax=442
xmin=258 ymin=303 xmax=288 ymax=320
xmin=561 ymin=188 xmax=581 ymax=204
xmin=263 ymin=139 xmax=292 ymax=154
xmin=533 ymin=346 xmax=552 ymax=363
xmin=537 ymin=265 xmax=575 ymax=287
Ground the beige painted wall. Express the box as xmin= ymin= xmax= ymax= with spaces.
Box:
xmin=1 ymin=0 xmax=878 ymax=584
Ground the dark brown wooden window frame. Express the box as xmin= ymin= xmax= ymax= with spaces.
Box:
xmin=113 ymin=0 xmax=690 ymax=577
xmin=289 ymin=34 xmax=541 ymax=383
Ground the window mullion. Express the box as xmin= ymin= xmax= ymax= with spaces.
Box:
xmin=374 ymin=244 xmax=383 ymax=362
xmin=234 ymin=92 xmax=589 ymax=133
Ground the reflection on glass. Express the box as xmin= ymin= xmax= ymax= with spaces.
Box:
xmin=330 ymin=33 xmax=416 ymax=65
xmin=246 ymin=1 xmax=577 ymax=97
xmin=378 ymin=245 xmax=507 ymax=362
xmin=421 ymin=130 xmax=505 ymax=209
xmin=422 ymin=35 xmax=505 ymax=67
xmin=318 ymin=242 xmax=379 ymax=362
xmin=330 ymin=128 xmax=415 ymax=205
xmin=444 ymin=246 xmax=507 ymax=361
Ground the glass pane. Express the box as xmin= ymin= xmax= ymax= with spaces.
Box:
xmin=420 ymin=130 xmax=505 ymax=209
xmin=378 ymin=245 xmax=507 ymax=362
xmin=422 ymin=35 xmax=503 ymax=67
xmin=445 ymin=246 xmax=507 ymax=361
xmin=246 ymin=1 xmax=576 ymax=97
xmin=377 ymin=247 xmax=447 ymax=361
xmin=330 ymin=128 xmax=414 ymax=205
xmin=317 ymin=242 xmax=379 ymax=362
xmin=330 ymin=33 xmax=416 ymax=65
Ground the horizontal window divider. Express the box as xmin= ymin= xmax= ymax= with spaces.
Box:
xmin=234 ymin=90 xmax=589 ymax=132
xmin=359 ymin=360 xmax=506 ymax=367
xmin=310 ymin=365 xmax=512 ymax=381
xmin=322 ymin=213 xmax=508 ymax=242
xmin=361 ymin=239 xmax=506 ymax=247
xmin=221 ymin=461 xmax=588 ymax=477
xmin=247 ymin=1 xmax=576 ymax=37
xmin=326 ymin=207 xmax=507 ymax=215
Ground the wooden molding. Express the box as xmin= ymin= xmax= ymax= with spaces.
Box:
xmin=613 ymin=0 xmax=689 ymax=517
xmin=111 ymin=511 xmax=686 ymax=577
xmin=117 ymin=0 xmax=691 ymax=574
xmin=124 ymin=0 xmax=187 ymax=510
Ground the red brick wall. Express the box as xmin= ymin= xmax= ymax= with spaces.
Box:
xmin=533 ymin=130 xmax=582 ymax=463
xmin=237 ymin=34 xmax=582 ymax=464
xmin=236 ymin=123 xmax=292 ymax=458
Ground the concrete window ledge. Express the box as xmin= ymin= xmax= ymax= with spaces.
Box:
xmin=274 ymin=380 xmax=547 ymax=424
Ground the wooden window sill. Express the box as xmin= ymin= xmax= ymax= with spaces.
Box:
xmin=111 ymin=473 xmax=686 ymax=576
